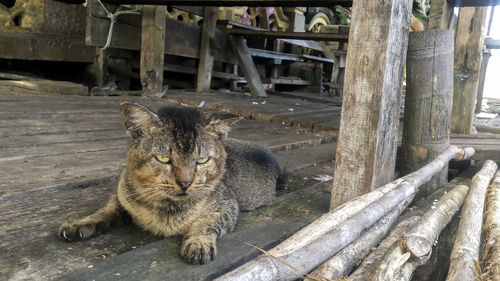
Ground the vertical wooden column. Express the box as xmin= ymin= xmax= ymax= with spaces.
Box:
xmin=428 ymin=0 xmax=453 ymax=30
xmin=196 ymin=7 xmax=219 ymax=93
xmin=451 ymin=7 xmax=488 ymax=134
xmin=140 ymin=5 xmax=167 ymax=96
xmin=475 ymin=49 xmax=492 ymax=113
xmin=330 ymin=0 xmax=412 ymax=209
xmin=402 ymin=30 xmax=454 ymax=198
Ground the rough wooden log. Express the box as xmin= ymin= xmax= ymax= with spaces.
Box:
xmin=451 ymin=7 xmax=488 ymax=134
xmin=347 ymin=217 xmax=422 ymax=281
xmin=140 ymin=5 xmax=167 ymax=96
xmin=481 ymin=171 xmax=500 ymax=281
xmin=428 ymin=0 xmax=453 ymax=30
xmin=446 ymin=160 xmax=498 ymax=281
xmin=352 ymin=184 xmax=469 ymax=281
xmin=214 ymin=146 xmax=474 ymax=281
xmin=308 ymin=197 xmax=414 ymax=281
xmin=402 ymin=30 xmax=454 ymax=198
xmin=330 ymin=0 xmax=412 ymax=208
xmin=196 ymin=7 xmax=219 ymax=92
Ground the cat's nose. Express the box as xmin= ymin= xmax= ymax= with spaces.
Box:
xmin=177 ymin=180 xmax=192 ymax=191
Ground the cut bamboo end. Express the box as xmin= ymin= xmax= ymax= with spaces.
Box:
xmin=455 ymin=146 xmax=475 ymax=161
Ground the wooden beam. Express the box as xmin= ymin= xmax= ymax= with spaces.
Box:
xmin=330 ymin=0 xmax=412 ymax=208
xmin=101 ymin=0 xmax=353 ymax=7
xmin=447 ymin=0 xmax=500 ymax=6
xmin=140 ymin=5 xmax=167 ymax=96
xmin=196 ymin=7 xmax=219 ymax=92
xmin=224 ymin=29 xmax=349 ymax=42
xmin=402 ymin=30 xmax=454 ymax=198
xmin=485 ymin=37 xmax=500 ymax=49
xmin=451 ymin=7 xmax=488 ymax=134
xmin=228 ymin=36 xmax=267 ymax=97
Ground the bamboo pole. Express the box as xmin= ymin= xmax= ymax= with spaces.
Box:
xmin=446 ymin=160 xmax=498 ymax=281
xmin=365 ymin=184 xmax=470 ymax=281
xmin=214 ymin=146 xmax=474 ymax=281
xmin=481 ymin=171 xmax=500 ymax=281
xmin=307 ymin=198 xmax=414 ymax=281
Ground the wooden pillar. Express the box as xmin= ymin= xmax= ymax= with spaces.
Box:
xmin=475 ymin=49 xmax=492 ymax=113
xmin=228 ymin=35 xmax=267 ymax=97
xmin=330 ymin=0 xmax=412 ymax=209
xmin=94 ymin=48 xmax=108 ymax=87
xmin=402 ymin=30 xmax=454 ymax=198
xmin=451 ymin=7 xmax=488 ymax=134
xmin=196 ymin=7 xmax=219 ymax=93
xmin=140 ymin=5 xmax=167 ymax=96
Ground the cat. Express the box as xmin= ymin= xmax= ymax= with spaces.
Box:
xmin=59 ymin=102 xmax=287 ymax=264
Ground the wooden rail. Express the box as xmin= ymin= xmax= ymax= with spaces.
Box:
xmin=225 ymin=29 xmax=349 ymax=42
xmin=101 ymin=0 xmax=353 ymax=6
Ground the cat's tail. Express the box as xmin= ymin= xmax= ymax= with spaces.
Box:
xmin=276 ymin=166 xmax=289 ymax=190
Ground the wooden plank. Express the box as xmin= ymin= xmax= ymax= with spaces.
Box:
xmin=196 ymin=7 xmax=219 ymax=92
xmin=485 ymin=37 xmax=500 ymax=49
xmin=0 ymin=80 xmax=89 ymax=96
xmin=101 ymin=0 xmax=353 ymax=6
xmin=248 ymin=48 xmax=304 ymax=62
xmin=451 ymin=7 xmax=489 ymax=134
xmin=402 ymin=30 xmax=454 ymax=198
xmin=87 ymin=16 xmax=237 ymax=63
xmin=140 ymin=5 xmax=167 ymax=96
xmin=447 ymin=0 xmax=500 ymax=6
xmin=225 ymin=29 xmax=349 ymax=42
xmin=228 ymin=36 xmax=267 ymax=98
xmin=54 ymin=182 xmax=331 ymax=281
xmin=330 ymin=0 xmax=412 ymax=208
xmin=0 ymin=31 xmax=95 ymax=63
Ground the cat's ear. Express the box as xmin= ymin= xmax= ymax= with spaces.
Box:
xmin=120 ymin=102 xmax=160 ymax=138
xmin=204 ymin=113 xmax=243 ymax=139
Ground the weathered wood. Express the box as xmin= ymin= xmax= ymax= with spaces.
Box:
xmin=308 ymin=197 xmax=413 ymax=281
xmin=224 ymin=29 xmax=349 ymax=42
xmin=228 ymin=36 xmax=267 ymax=97
xmin=196 ymin=7 xmax=219 ymax=92
xmin=451 ymin=7 xmax=488 ymax=134
xmin=475 ymin=49 xmax=492 ymax=113
xmin=482 ymin=171 xmax=500 ymax=281
xmin=0 ymin=80 xmax=89 ymax=96
xmin=402 ymin=30 xmax=454 ymax=198
xmin=140 ymin=5 xmax=167 ymax=96
xmin=330 ymin=0 xmax=413 ymax=208
xmin=101 ymin=0 xmax=353 ymax=7
xmin=446 ymin=160 xmax=498 ymax=281
xmin=485 ymin=37 xmax=500 ymax=49
xmin=214 ymin=146 xmax=474 ymax=281
xmin=348 ymin=217 xmax=421 ymax=281
xmin=447 ymin=0 xmax=500 ymax=6
xmin=428 ymin=0 xmax=453 ymax=29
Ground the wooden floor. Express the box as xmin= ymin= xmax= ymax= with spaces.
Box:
xmin=1 ymin=89 xmax=499 ymax=280
xmin=0 ymin=92 xmax=337 ymax=280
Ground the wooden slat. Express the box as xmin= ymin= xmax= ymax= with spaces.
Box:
xmin=485 ymin=37 xmax=500 ymax=49
xmin=447 ymin=0 xmax=500 ymax=6
xmin=330 ymin=0 xmax=412 ymax=208
xmin=101 ymin=0 xmax=353 ymax=7
xmin=196 ymin=7 xmax=220 ymax=92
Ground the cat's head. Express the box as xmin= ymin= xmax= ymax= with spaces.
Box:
xmin=120 ymin=102 xmax=242 ymax=203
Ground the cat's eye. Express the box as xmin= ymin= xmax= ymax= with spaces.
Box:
xmin=155 ymin=155 xmax=171 ymax=164
xmin=196 ymin=157 xmax=209 ymax=164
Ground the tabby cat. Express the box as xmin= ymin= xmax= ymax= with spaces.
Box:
xmin=59 ymin=102 xmax=287 ymax=264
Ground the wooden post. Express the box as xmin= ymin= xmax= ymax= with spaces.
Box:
xmin=330 ymin=0 xmax=413 ymax=208
xmin=428 ymin=0 xmax=453 ymax=30
xmin=140 ymin=5 xmax=167 ymax=96
xmin=94 ymin=48 xmax=108 ymax=87
xmin=228 ymin=35 xmax=267 ymax=97
xmin=451 ymin=7 xmax=488 ymax=134
xmin=402 ymin=30 xmax=454 ymax=198
xmin=196 ymin=7 xmax=219 ymax=93
xmin=475 ymin=49 xmax=492 ymax=113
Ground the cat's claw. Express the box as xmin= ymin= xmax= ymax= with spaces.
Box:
xmin=181 ymin=235 xmax=217 ymax=265
xmin=62 ymin=230 xmax=68 ymax=240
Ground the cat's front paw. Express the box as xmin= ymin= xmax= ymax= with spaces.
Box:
xmin=181 ymin=235 xmax=217 ymax=265
xmin=58 ymin=219 xmax=108 ymax=242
